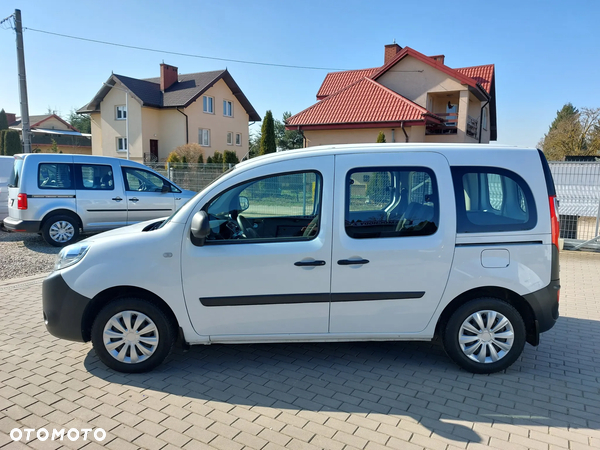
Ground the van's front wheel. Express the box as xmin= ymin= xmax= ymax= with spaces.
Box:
xmin=42 ymin=214 xmax=79 ymax=247
xmin=442 ymin=298 xmax=526 ymax=374
xmin=91 ymin=298 xmax=175 ymax=373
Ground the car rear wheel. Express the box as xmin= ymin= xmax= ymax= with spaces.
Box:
xmin=42 ymin=214 xmax=79 ymax=247
xmin=442 ymin=298 xmax=526 ymax=374
xmin=91 ymin=298 xmax=175 ymax=373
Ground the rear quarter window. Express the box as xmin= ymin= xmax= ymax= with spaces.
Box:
xmin=452 ymin=166 xmax=537 ymax=233
xmin=38 ymin=163 xmax=73 ymax=189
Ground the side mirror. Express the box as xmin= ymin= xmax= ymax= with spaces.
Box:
xmin=239 ymin=196 xmax=249 ymax=211
xmin=190 ymin=210 xmax=211 ymax=246
xmin=161 ymin=184 xmax=170 ymax=193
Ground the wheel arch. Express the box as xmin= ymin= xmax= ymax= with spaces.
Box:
xmin=41 ymin=209 xmax=82 ymax=231
xmin=435 ymin=286 xmax=537 ymax=346
xmin=82 ymin=285 xmax=180 ymax=342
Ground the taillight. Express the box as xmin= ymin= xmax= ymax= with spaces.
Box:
xmin=17 ymin=193 xmax=28 ymax=210
xmin=549 ymin=195 xmax=559 ymax=248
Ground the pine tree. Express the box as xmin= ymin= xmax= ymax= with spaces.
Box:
xmin=0 ymin=109 xmax=8 ymax=131
xmin=5 ymin=130 xmax=21 ymax=156
xmin=376 ymin=131 xmax=386 ymax=143
xmin=549 ymin=103 xmax=578 ymax=132
xmin=259 ymin=110 xmax=276 ymax=155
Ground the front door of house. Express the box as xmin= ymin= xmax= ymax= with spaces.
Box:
xmin=149 ymin=140 xmax=158 ymax=162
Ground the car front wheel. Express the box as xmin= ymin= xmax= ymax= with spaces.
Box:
xmin=91 ymin=298 xmax=175 ymax=373
xmin=442 ymin=298 xmax=526 ymax=374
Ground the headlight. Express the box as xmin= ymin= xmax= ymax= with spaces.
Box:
xmin=54 ymin=242 xmax=91 ymax=271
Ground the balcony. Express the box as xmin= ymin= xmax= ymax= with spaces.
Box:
xmin=426 ymin=113 xmax=458 ymax=135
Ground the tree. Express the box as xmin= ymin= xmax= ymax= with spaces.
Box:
xmin=223 ymin=150 xmax=239 ymax=166
xmin=0 ymin=131 xmax=6 ymax=155
xmin=166 ymin=143 xmax=204 ymax=167
xmin=4 ymin=130 xmax=21 ymax=156
xmin=539 ymin=104 xmax=600 ymax=160
xmin=50 ymin=139 xmax=59 ymax=153
xmin=211 ymin=151 xmax=223 ymax=164
xmin=376 ymin=131 xmax=386 ymax=143
xmin=259 ymin=110 xmax=276 ymax=155
xmin=197 ymin=153 xmax=204 ymax=164
xmin=206 ymin=156 xmax=213 ymax=163
xmin=0 ymin=109 xmax=8 ymax=131
xmin=275 ymin=112 xmax=304 ymax=150
xmin=67 ymin=110 xmax=91 ymax=133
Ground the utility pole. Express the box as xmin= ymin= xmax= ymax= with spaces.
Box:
xmin=14 ymin=9 xmax=31 ymax=153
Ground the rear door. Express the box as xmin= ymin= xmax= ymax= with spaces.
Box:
xmin=330 ymin=152 xmax=455 ymax=334
xmin=121 ymin=166 xmax=176 ymax=224
xmin=73 ymin=158 xmax=127 ymax=231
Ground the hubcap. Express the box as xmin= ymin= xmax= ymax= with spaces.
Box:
xmin=103 ymin=311 xmax=159 ymax=364
xmin=458 ymin=310 xmax=514 ymax=364
xmin=49 ymin=221 xmax=75 ymax=243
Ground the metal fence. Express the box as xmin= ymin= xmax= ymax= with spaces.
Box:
xmin=144 ymin=162 xmax=230 ymax=193
xmin=549 ymin=161 xmax=600 ymax=250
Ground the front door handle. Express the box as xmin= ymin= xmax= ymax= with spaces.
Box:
xmin=112 ymin=197 xmax=122 ymax=202
xmin=294 ymin=260 xmax=326 ymax=267
xmin=129 ymin=197 xmax=139 ymax=203
xmin=337 ymin=259 xmax=370 ymax=266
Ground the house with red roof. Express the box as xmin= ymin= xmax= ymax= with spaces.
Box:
xmin=286 ymin=44 xmax=496 ymax=146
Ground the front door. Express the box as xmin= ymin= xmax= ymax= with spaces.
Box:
xmin=121 ymin=166 xmax=175 ymax=224
xmin=329 ymin=152 xmax=455 ymax=334
xmin=149 ymin=140 xmax=158 ymax=162
xmin=182 ymin=156 xmax=334 ymax=338
xmin=72 ymin=160 xmax=127 ymax=231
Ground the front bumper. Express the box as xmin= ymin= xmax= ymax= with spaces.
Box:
xmin=42 ymin=271 xmax=91 ymax=342
xmin=3 ymin=216 xmax=41 ymax=233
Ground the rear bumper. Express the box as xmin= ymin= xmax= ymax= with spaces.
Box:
xmin=3 ymin=216 xmax=41 ymax=233
xmin=523 ymin=278 xmax=560 ymax=334
xmin=42 ymin=271 xmax=91 ymax=342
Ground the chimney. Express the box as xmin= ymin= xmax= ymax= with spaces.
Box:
xmin=384 ymin=43 xmax=402 ymax=65
xmin=160 ymin=63 xmax=178 ymax=91
xmin=429 ymin=55 xmax=445 ymax=65
xmin=6 ymin=113 xmax=16 ymax=126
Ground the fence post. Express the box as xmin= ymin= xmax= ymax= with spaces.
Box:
xmin=167 ymin=162 xmax=172 ymax=181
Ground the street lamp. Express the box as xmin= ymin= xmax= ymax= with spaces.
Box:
xmin=104 ymin=82 xmax=130 ymax=160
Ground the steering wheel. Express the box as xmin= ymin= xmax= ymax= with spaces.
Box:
xmin=137 ymin=181 xmax=147 ymax=191
xmin=237 ymin=214 xmax=258 ymax=238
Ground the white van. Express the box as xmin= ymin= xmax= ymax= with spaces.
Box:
xmin=4 ymin=153 xmax=195 ymax=246
xmin=42 ymin=144 xmax=560 ymax=374
xmin=0 ymin=156 xmax=14 ymax=221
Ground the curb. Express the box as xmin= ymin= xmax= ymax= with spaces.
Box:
xmin=0 ymin=272 xmax=49 ymax=287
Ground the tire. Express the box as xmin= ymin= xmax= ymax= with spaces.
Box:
xmin=42 ymin=214 xmax=80 ymax=247
xmin=442 ymin=297 xmax=526 ymax=374
xmin=91 ymin=297 xmax=175 ymax=373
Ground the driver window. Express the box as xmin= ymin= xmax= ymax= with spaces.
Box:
xmin=122 ymin=167 xmax=171 ymax=192
xmin=204 ymin=171 xmax=322 ymax=243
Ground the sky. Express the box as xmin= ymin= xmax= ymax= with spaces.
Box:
xmin=1 ymin=0 xmax=599 ymax=147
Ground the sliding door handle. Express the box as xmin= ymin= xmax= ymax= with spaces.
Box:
xmin=294 ymin=260 xmax=326 ymax=267
xmin=337 ymin=259 xmax=370 ymax=266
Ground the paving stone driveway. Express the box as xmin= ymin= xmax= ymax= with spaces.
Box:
xmin=0 ymin=251 xmax=599 ymax=450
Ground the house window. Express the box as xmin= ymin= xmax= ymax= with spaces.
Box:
xmin=199 ymin=129 xmax=211 ymax=147
xmin=482 ymin=108 xmax=488 ymax=130
xmin=235 ymin=133 xmax=242 ymax=146
xmin=116 ymin=105 xmax=127 ymax=120
xmin=203 ymin=96 xmax=214 ymax=114
xmin=117 ymin=137 xmax=128 ymax=152
xmin=223 ymin=100 xmax=233 ymax=117
xmin=226 ymin=132 xmax=233 ymax=146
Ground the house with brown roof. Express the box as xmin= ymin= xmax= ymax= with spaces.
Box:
xmin=78 ymin=64 xmax=261 ymax=162
xmin=8 ymin=113 xmax=91 ymax=154
xmin=286 ymin=44 xmax=496 ymax=146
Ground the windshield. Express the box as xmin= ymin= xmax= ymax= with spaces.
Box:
xmin=8 ymin=157 xmax=22 ymax=188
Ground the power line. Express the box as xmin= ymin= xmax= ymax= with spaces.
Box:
xmin=23 ymin=27 xmax=350 ymax=72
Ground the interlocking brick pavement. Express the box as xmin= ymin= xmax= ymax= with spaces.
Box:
xmin=0 ymin=251 xmax=599 ymax=449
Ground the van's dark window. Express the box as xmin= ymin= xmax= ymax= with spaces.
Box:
xmin=76 ymin=164 xmax=114 ymax=190
xmin=452 ymin=167 xmax=537 ymax=233
xmin=38 ymin=163 xmax=73 ymax=189
xmin=345 ymin=167 xmax=438 ymax=239
xmin=122 ymin=167 xmax=179 ymax=192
